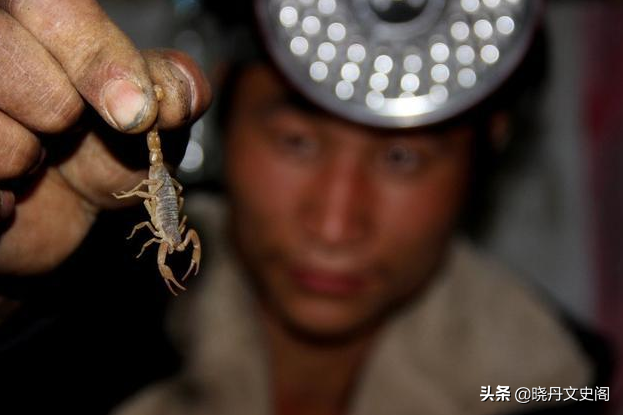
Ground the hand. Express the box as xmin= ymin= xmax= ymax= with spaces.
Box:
xmin=0 ymin=0 xmax=211 ymax=275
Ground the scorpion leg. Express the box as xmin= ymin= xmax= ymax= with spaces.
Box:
xmin=158 ymin=242 xmax=186 ymax=295
xmin=143 ymin=199 xmax=154 ymax=216
xmin=172 ymin=178 xmax=184 ymax=195
xmin=114 ymin=190 xmax=155 ymax=200
xmin=177 ymin=196 xmax=184 ymax=212
xmin=177 ymin=229 xmax=201 ymax=281
xmin=127 ymin=221 xmax=159 ymax=240
xmin=137 ymin=237 xmax=160 ymax=258
xmin=178 ymin=215 xmax=187 ymax=234
xmin=143 ymin=199 xmax=159 ymax=225
xmin=113 ymin=179 xmax=159 ymax=198
xmin=151 ymin=180 xmax=164 ymax=194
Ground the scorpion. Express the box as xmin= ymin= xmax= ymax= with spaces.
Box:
xmin=113 ymin=86 xmax=201 ymax=295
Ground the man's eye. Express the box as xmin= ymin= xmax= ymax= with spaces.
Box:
xmin=382 ymin=144 xmax=423 ymax=174
xmin=275 ymin=133 xmax=319 ymax=159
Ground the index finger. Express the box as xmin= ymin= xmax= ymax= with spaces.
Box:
xmin=1 ymin=0 xmax=158 ymax=133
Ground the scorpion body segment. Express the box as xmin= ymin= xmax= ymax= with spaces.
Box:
xmin=149 ymin=159 xmax=182 ymax=247
xmin=113 ymin=86 xmax=201 ymax=295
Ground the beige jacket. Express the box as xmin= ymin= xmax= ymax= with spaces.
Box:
xmin=114 ymin=195 xmax=592 ymax=415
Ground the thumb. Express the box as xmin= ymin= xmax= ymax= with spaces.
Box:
xmin=2 ymin=0 xmax=158 ymax=133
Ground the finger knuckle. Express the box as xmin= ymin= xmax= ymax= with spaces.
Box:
xmin=0 ymin=28 xmax=84 ymax=133
xmin=70 ymin=35 xmax=108 ymax=83
xmin=37 ymin=86 xmax=84 ymax=133
xmin=71 ymin=34 xmax=133 ymax=96
xmin=0 ymin=131 xmax=40 ymax=178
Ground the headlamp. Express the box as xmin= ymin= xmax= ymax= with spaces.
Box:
xmin=255 ymin=0 xmax=542 ymax=128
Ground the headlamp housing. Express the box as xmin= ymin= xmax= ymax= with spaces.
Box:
xmin=255 ymin=0 xmax=542 ymax=128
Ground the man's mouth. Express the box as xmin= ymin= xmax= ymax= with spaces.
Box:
xmin=289 ymin=266 xmax=368 ymax=297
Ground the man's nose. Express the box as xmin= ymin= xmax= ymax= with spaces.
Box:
xmin=300 ymin=158 xmax=372 ymax=248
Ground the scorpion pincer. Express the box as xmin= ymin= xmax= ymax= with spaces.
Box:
xmin=113 ymin=86 xmax=201 ymax=295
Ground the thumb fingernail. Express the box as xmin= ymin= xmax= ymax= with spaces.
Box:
xmin=103 ymin=79 xmax=148 ymax=131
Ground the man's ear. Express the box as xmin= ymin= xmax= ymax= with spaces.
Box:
xmin=488 ymin=111 xmax=511 ymax=152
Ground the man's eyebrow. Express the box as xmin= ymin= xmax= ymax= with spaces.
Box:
xmin=259 ymin=90 xmax=324 ymax=116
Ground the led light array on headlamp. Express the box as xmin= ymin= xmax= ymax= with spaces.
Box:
xmin=257 ymin=0 xmax=540 ymax=128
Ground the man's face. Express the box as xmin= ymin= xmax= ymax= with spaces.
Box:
xmin=225 ymin=64 xmax=474 ymax=339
